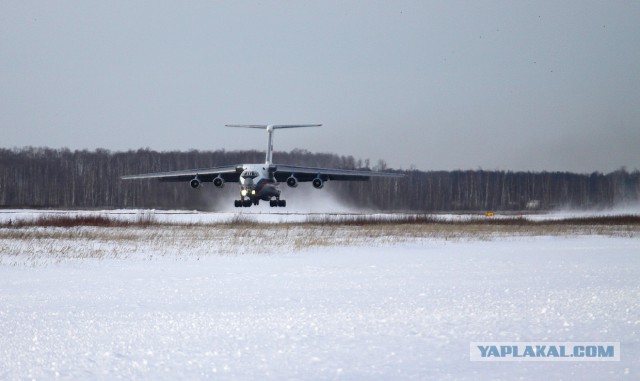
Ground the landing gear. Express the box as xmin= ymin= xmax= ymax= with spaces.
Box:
xmin=269 ymin=199 xmax=286 ymax=207
xmin=234 ymin=195 xmax=284 ymax=208
xmin=235 ymin=199 xmax=253 ymax=207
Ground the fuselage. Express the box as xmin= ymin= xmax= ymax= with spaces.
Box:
xmin=238 ymin=164 xmax=280 ymax=201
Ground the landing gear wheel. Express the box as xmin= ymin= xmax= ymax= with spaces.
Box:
xmin=234 ymin=200 xmax=242 ymax=208
xmin=243 ymin=199 xmax=252 ymax=207
xmin=278 ymin=200 xmax=286 ymax=207
xmin=270 ymin=200 xmax=277 ymax=207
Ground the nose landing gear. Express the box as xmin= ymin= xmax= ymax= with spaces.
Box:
xmin=233 ymin=199 xmax=251 ymax=208
xmin=234 ymin=198 xmax=253 ymax=208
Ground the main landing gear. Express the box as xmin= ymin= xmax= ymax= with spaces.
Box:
xmin=270 ymin=199 xmax=286 ymax=207
xmin=234 ymin=197 xmax=285 ymax=208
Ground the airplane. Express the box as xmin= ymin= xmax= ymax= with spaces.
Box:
xmin=122 ymin=124 xmax=404 ymax=207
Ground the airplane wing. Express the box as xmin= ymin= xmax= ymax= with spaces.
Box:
xmin=273 ymin=164 xmax=404 ymax=182
xmin=121 ymin=165 xmax=241 ymax=183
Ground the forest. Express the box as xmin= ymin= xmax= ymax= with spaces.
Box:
xmin=1 ymin=147 xmax=638 ymax=211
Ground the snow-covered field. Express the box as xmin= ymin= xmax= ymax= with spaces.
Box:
xmin=1 ymin=210 xmax=639 ymax=380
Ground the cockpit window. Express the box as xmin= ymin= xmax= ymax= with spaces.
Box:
xmin=241 ymin=170 xmax=259 ymax=179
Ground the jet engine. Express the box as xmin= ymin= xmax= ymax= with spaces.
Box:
xmin=286 ymin=176 xmax=298 ymax=188
xmin=312 ymin=178 xmax=324 ymax=189
xmin=213 ymin=177 xmax=225 ymax=188
xmin=190 ymin=178 xmax=201 ymax=189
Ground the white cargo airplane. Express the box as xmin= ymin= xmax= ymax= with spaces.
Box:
xmin=122 ymin=124 xmax=403 ymax=207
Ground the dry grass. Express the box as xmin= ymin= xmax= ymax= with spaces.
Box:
xmin=304 ymin=214 xmax=640 ymax=227
xmin=4 ymin=213 xmax=639 ymax=229
xmin=1 ymin=213 xmax=639 ymax=265
xmin=2 ymin=213 xmax=159 ymax=228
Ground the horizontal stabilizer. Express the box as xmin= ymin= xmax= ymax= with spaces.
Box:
xmin=225 ymin=124 xmax=321 ymax=129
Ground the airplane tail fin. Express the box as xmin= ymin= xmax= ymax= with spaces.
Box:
xmin=225 ymin=124 xmax=322 ymax=164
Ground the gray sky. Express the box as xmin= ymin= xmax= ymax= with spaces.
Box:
xmin=2 ymin=1 xmax=639 ymax=173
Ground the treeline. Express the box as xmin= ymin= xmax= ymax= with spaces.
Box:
xmin=1 ymin=147 xmax=638 ymax=211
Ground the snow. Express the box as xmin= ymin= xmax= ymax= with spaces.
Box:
xmin=2 ymin=203 xmax=639 ymax=226
xmin=1 ymin=210 xmax=639 ymax=379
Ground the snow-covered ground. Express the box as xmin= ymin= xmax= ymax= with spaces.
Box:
xmin=1 ymin=211 xmax=639 ymax=380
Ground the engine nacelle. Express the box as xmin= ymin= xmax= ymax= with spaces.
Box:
xmin=286 ymin=176 xmax=298 ymax=188
xmin=190 ymin=178 xmax=201 ymax=189
xmin=213 ymin=177 xmax=225 ymax=188
xmin=312 ymin=177 xmax=324 ymax=189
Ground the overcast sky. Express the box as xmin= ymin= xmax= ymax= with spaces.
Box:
xmin=2 ymin=1 xmax=639 ymax=173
